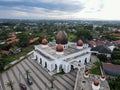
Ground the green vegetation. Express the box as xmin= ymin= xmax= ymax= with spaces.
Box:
xmin=76 ymin=27 xmax=92 ymax=40
xmin=53 ymin=69 xmax=65 ymax=76
xmin=108 ymin=75 xmax=120 ymax=90
xmin=89 ymin=62 xmax=101 ymax=75
xmin=111 ymin=47 xmax=120 ymax=65
xmin=17 ymin=33 xmax=30 ymax=47
xmin=111 ymin=48 xmax=120 ymax=60
xmin=0 ymin=45 xmax=34 ymax=72
xmin=97 ymin=54 xmax=108 ymax=62
xmin=6 ymin=45 xmax=33 ymax=65
xmin=0 ymin=55 xmax=7 ymax=71
xmin=68 ymin=33 xmax=76 ymax=41
xmin=111 ymin=59 xmax=120 ymax=65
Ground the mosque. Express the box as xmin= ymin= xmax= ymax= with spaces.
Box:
xmin=32 ymin=31 xmax=91 ymax=73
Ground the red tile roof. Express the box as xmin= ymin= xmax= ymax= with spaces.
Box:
xmin=0 ymin=50 xmax=10 ymax=55
xmin=29 ymin=37 xmax=39 ymax=44
xmin=111 ymin=33 xmax=120 ymax=37
xmin=113 ymin=40 xmax=120 ymax=45
xmin=7 ymin=36 xmax=16 ymax=41
xmin=6 ymin=39 xmax=19 ymax=44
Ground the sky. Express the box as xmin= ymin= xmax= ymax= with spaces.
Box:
xmin=0 ymin=0 xmax=120 ymax=20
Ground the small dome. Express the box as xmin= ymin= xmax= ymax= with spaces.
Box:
xmin=77 ymin=40 xmax=83 ymax=46
xmin=41 ymin=39 xmax=48 ymax=45
xmin=56 ymin=31 xmax=68 ymax=44
xmin=101 ymin=75 xmax=105 ymax=79
xmin=94 ymin=80 xmax=99 ymax=86
xmin=56 ymin=44 xmax=63 ymax=52
xmin=85 ymin=71 xmax=89 ymax=75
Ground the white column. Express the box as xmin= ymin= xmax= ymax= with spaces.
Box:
xmin=65 ymin=65 xmax=68 ymax=73
xmin=51 ymin=63 xmax=55 ymax=71
xmin=68 ymin=65 xmax=71 ymax=72
xmin=57 ymin=64 xmax=60 ymax=73
xmin=42 ymin=60 xmax=45 ymax=67
xmin=37 ymin=57 xmax=40 ymax=63
xmin=47 ymin=63 xmax=52 ymax=71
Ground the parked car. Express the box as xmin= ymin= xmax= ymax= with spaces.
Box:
xmin=27 ymin=78 xmax=33 ymax=85
xmin=19 ymin=83 xmax=27 ymax=90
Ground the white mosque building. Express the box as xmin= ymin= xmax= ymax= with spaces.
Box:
xmin=32 ymin=31 xmax=91 ymax=73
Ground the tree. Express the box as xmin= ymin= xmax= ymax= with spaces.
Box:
xmin=111 ymin=48 xmax=120 ymax=60
xmin=97 ymin=54 xmax=107 ymax=62
xmin=6 ymin=80 xmax=14 ymax=90
xmin=76 ymin=28 xmax=92 ymax=40
xmin=50 ymin=76 xmax=55 ymax=89
xmin=17 ymin=33 xmax=30 ymax=47
xmin=0 ymin=55 xmax=7 ymax=71
xmin=108 ymin=75 xmax=120 ymax=90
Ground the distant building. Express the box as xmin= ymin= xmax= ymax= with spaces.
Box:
xmin=0 ymin=40 xmax=6 ymax=44
xmin=113 ymin=40 xmax=120 ymax=45
xmin=91 ymin=46 xmax=112 ymax=57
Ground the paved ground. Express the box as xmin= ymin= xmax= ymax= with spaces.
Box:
xmin=0 ymin=56 xmax=77 ymax=90
xmin=85 ymin=55 xmax=99 ymax=70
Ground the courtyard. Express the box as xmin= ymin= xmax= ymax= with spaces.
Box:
xmin=0 ymin=55 xmax=77 ymax=90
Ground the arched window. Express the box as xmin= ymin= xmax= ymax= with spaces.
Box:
xmin=85 ymin=58 xmax=87 ymax=64
xmin=40 ymin=58 xmax=42 ymax=64
xmin=36 ymin=55 xmax=38 ymax=61
xmin=45 ymin=62 xmax=47 ymax=68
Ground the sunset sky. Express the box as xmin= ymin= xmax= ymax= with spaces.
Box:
xmin=0 ymin=0 xmax=120 ymax=20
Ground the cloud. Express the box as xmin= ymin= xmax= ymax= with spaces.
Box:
xmin=0 ymin=0 xmax=22 ymax=2
xmin=0 ymin=0 xmax=120 ymax=20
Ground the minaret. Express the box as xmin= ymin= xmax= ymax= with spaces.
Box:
xmin=92 ymin=80 xmax=100 ymax=90
xmin=100 ymin=75 xmax=105 ymax=81
xmin=84 ymin=70 xmax=89 ymax=78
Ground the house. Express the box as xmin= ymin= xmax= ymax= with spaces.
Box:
xmin=0 ymin=50 xmax=10 ymax=55
xmin=112 ymin=40 xmax=120 ymax=45
xmin=91 ymin=46 xmax=111 ymax=57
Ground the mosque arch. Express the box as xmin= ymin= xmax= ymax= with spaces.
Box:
xmin=71 ymin=65 xmax=74 ymax=71
xmin=36 ymin=55 xmax=38 ymax=61
xmin=55 ymin=64 xmax=57 ymax=70
xmin=40 ymin=58 xmax=42 ymax=64
xmin=45 ymin=62 xmax=47 ymax=68
xmin=85 ymin=58 xmax=87 ymax=64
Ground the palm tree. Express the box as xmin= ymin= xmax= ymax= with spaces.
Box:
xmin=50 ymin=76 xmax=55 ymax=89
xmin=25 ymin=69 xmax=31 ymax=80
xmin=6 ymin=80 xmax=14 ymax=90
